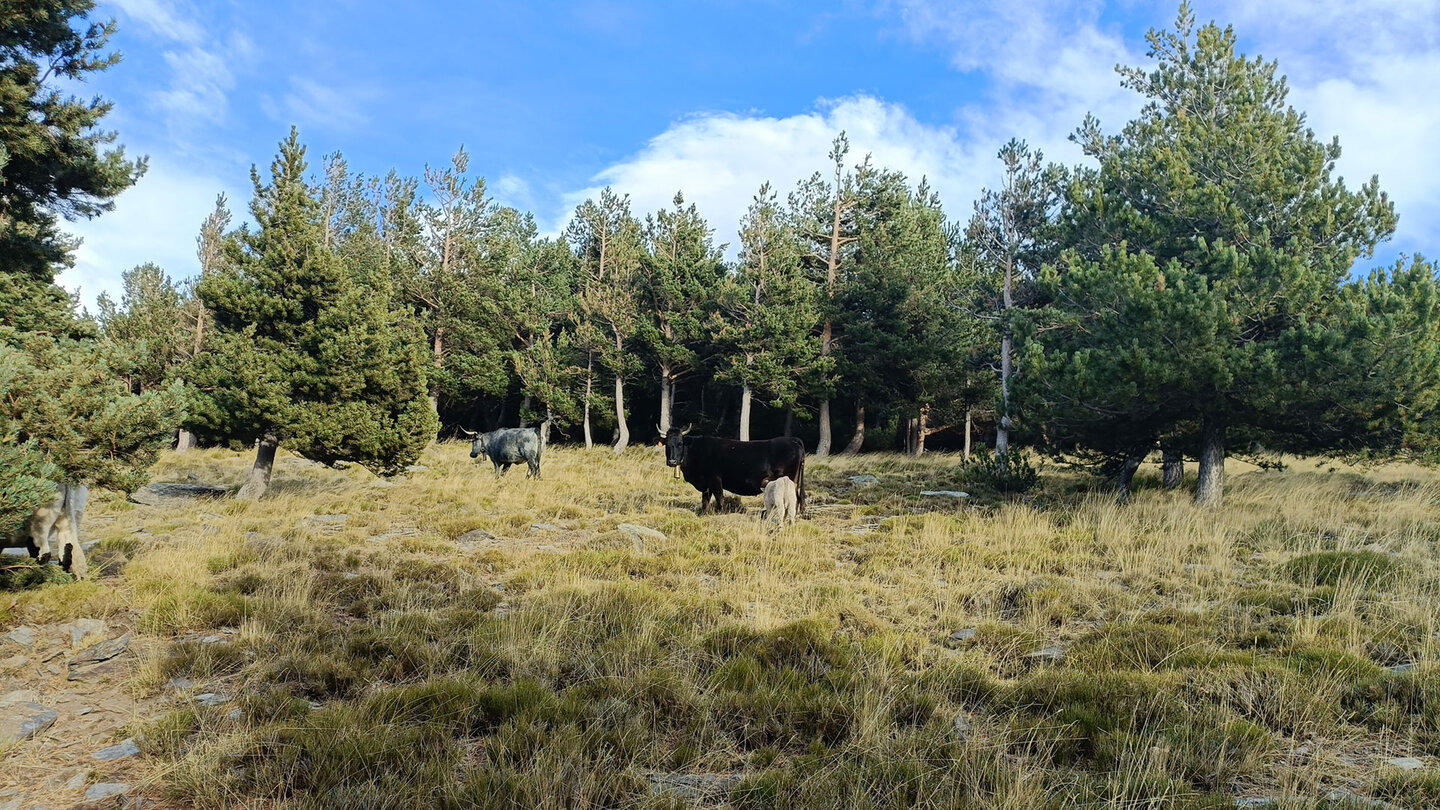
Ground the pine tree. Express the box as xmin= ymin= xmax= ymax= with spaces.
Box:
xmin=0 ymin=2 xmax=181 ymax=539
xmin=568 ymin=188 xmax=643 ymax=452
xmin=790 ymin=134 xmax=862 ymax=456
xmin=638 ymin=192 xmax=726 ymax=434
xmin=714 ymin=183 xmax=824 ymax=441
xmin=187 ymin=130 xmax=437 ymax=499
xmin=96 ymin=263 xmax=189 ymax=392
xmin=1027 ymin=5 xmax=1397 ymax=505
xmin=963 ymin=140 xmax=1065 ymax=463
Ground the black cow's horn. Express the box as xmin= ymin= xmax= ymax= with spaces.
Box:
xmin=656 ymin=423 xmax=664 ymax=435
xmin=681 ymin=423 xmax=692 ymax=436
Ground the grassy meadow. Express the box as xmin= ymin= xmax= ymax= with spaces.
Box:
xmin=7 ymin=443 xmax=1440 ymax=809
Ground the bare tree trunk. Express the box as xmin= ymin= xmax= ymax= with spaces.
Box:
xmin=659 ymin=367 xmax=673 ymax=434
xmin=237 ymin=434 xmax=279 ymax=501
xmin=1115 ymin=455 xmax=1142 ymax=501
xmin=1162 ymin=444 xmax=1184 ymax=490
xmin=963 ymin=406 xmax=973 ymax=460
xmin=842 ymin=402 xmax=865 ymax=455
xmin=1194 ymin=416 xmax=1225 ymax=507
xmin=996 ymin=331 xmax=1012 ymax=460
xmin=176 ymin=428 xmax=196 ymax=453
xmin=739 ymin=381 xmax=752 ymax=441
xmin=816 ymin=398 xmax=832 ymax=457
xmin=518 ymin=394 xmax=532 ymax=427
xmin=540 ymin=408 xmax=554 ymax=448
xmin=583 ymin=352 xmax=594 ymax=450
xmin=916 ymin=405 xmax=930 ymax=455
xmin=428 ymin=326 xmax=444 ymax=417
xmin=613 ymin=373 xmax=629 ymax=452
xmin=783 ymin=405 xmax=794 ymax=438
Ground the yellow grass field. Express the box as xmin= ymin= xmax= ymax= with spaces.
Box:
xmin=4 ymin=444 xmax=1439 ymax=809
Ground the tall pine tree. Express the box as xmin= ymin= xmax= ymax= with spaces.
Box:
xmin=187 ymin=130 xmax=437 ymax=499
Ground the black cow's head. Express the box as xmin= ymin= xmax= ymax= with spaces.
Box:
xmin=661 ymin=424 xmax=691 ymax=467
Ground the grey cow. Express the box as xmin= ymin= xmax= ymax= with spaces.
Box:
xmin=461 ymin=427 xmax=543 ymax=478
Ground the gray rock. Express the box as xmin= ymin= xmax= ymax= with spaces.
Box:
xmin=952 ymin=713 xmax=973 ymax=739
xmin=0 ymin=702 xmax=58 ymax=743
xmin=1389 ymin=662 xmax=1417 ymax=673
xmin=530 ymin=522 xmax=562 ymax=533
xmin=85 ymin=783 xmax=129 ymax=801
xmin=76 ymin=705 xmax=94 ymax=716
xmin=848 ymin=475 xmax=880 ymax=485
xmin=226 ymin=708 xmax=243 ymax=722
xmin=0 ymin=548 xmax=27 ymax=557
xmin=949 ymin=628 xmax=977 ymax=642
xmin=162 ymin=677 xmax=194 ymax=691
xmin=5 ymin=627 xmax=35 ymax=647
xmin=1233 ymin=800 xmax=1279 ymax=809
xmin=455 ymin=529 xmax=495 ymax=545
xmin=0 ymin=654 xmax=26 ymax=672
xmin=65 ymin=770 xmax=87 ymax=789
xmin=300 ymin=514 xmax=349 ymax=533
xmin=195 ymin=692 xmax=229 ymax=707
xmin=342 ymin=572 xmax=360 ymax=580
xmin=642 ymin=771 xmax=743 ymax=801
xmin=405 ymin=464 xmax=430 ymax=472
xmin=128 ymin=483 xmax=228 ymax=506
xmin=0 ymin=799 xmax=18 ymax=810
xmin=1027 ymin=645 xmax=1066 ymax=662
xmin=68 ymin=619 xmax=107 ymax=648
xmin=1385 ymin=756 xmax=1423 ymax=770
xmin=1322 ymin=787 xmax=1403 ymax=810
xmin=617 ymin=523 xmax=667 ymax=542
xmin=200 ymin=635 xmax=224 ymax=644
xmin=94 ymin=738 xmax=141 ymax=761
xmin=71 ymin=632 xmax=131 ymax=665
xmin=920 ymin=490 xmax=969 ymax=498
xmin=1183 ymin=563 xmax=1211 ymax=573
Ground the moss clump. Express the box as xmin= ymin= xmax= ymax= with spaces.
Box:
xmin=1283 ymin=550 xmax=1402 ymax=588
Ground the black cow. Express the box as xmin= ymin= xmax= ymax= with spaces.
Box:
xmin=661 ymin=426 xmax=806 ymax=516
xmin=461 ymin=427 xmax=543 ymax=478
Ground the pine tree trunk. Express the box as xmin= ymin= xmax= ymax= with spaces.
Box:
xmin=1162 ymin=444 xmax=1184 ymax=490
xmin=613 ymin=374 xmax=629 ymax=453
xmin=237 ymin=434 xmax=279 ymax=501
xmin=739 ymin=381 xmax=752 ymax=441
xmin=916 ymin=405 xmax=929 ymax=456
xmin=659 ymin=368 xmax=673 ymax=434
xmin=963 ymin=406 xmax=973 ymax=460
xmin=842 ymin=402 xmax=865 ymax=455
xmin=783 ymin=405 xmax=794 ymax=438
xmin=1194 ymin=417 xmax=1225 ymax=507
xmin=996 ymin=330 xmax=1012 ymax=460
xmin=816 ymin=398 xmax=832 ymax=457
xmin=1115 ymin=455 xmax=1142 ymax=500
xmin=583 ymin=352 xmax=594 ymax=450
xmin=518 ymin=394 xmax=531 ymax=427
xmin=429 ymin=327 xmax=445 ymax=417
xmin=176 ymin=429 xmax=196 ymax=453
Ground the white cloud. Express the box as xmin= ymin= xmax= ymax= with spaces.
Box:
xmin=1204 ymin=0 xmax=1440 ymax=257
xmin=62 ymin=160 xmax=244 ymax=312
xmin=556 ymin=97 xmax=987 ymax=250
xmin=107 ymin=0 xmax=204 ymax=44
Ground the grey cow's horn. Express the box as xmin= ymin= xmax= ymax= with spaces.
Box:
xmin=457 ymin=427 xmax=478 ymax=437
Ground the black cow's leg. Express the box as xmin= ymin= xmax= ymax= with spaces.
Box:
xmin=698 ymin=491 xmax=711 ymax=515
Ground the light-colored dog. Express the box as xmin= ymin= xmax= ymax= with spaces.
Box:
xmin=13 ymin=493 xmax=87 ymax=578
xmin=762 ymin=476 xmax=798 ymax=526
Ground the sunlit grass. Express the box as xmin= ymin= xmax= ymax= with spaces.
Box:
xmin=10 ymin=443 xmax=1439 ymax=808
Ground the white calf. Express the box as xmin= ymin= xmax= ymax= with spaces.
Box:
xmin=761 ymin=476 xmax=798 ymax=526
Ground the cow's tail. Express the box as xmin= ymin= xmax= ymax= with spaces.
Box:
xmin=795 ymin=439 xmax=808 ymax=517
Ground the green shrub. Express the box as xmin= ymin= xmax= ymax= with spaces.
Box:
xmin=960 ymin=450 xmax=1041 ymax=494
xmin=1283 ymin=550 xmax=1402 ymax=588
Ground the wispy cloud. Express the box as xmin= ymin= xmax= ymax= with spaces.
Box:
xmin=261 ymin=77 xmax=376 ymax=133
xmin=108 ymin=0 xmax=204 ymax=44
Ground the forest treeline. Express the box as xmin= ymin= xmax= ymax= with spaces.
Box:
xmin=4 ymin=2 xmax=1438 ymax=519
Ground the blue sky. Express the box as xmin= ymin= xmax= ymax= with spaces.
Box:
xmin=67 ymin=0 xmax=1440 ymax=308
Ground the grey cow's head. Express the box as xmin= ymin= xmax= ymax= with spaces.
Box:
xmin=660 ymin=424 xmax=691 ymax=467
xmin=460 ymin=428 xmax=488 ymax=459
